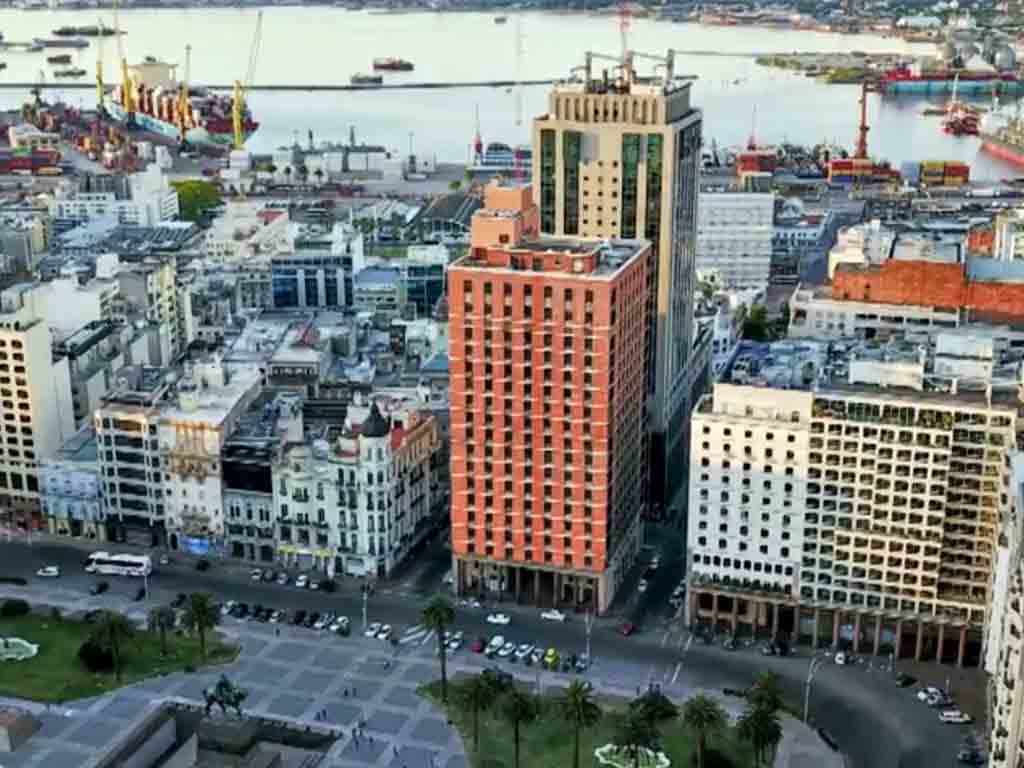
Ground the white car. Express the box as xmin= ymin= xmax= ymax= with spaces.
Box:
xmin=940 ymin=709 xmax=972 ymax=724
xmin=308 ymin=579 xmax=320 ymax=590
xmin=377 ymin=624 xmax=393 ymax=641
xmin=638 ymin=579 xmax=648 ymax=593
xmin=498 ymin=641 xmax=516 ymax=658
xmin=295 ymin=574 xmax=309 ymax=589
xmin=35 ymin=566 xmax=60 ymax=578
xmin=515 ymin=642 xmax=534 ymax=660
xmin=365 ymin=621 xmax=382 ymax=638
xmin=486 ymin=635 xmax=506 ymax=654
xmin=834 ymin=652 xmax=847 ymax=666
xmin=220 ymin=600 xmax=237 ymax=616
xmin=530 ymin=648 xmax=544 ymax=665
xmin=314 ymin=613 xmax=332 ymax=631
xmin=276 ymin=573 xmax=289 ymax=586
xmin=250 ymin=568 xmax=263 ymax=581
xmin=541 ymin=609 xmax=567 ymax=622
xmin=917 ymin=686 xmax=942 ymax=703
xmin=487 ymin=612 xmax=511 ymax=625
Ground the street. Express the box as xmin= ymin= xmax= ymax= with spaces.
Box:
xmin=0 ymin=538 xmax=982 ymax=768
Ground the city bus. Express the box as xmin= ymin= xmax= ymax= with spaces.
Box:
xmin=83 ymin=552 xmax=153 ymax=577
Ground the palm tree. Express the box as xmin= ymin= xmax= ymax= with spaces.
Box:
xmin=559 ymin=679 xmax=603 ymax=768
xmin=455 ymin=673 xmax=493 ymax=753
xmin=181 ymin=592 xmax=219 ymax=661
xmin=147 ymin=605 xmax=176 ymax=657
xmin=421 ymin=595 xmax=456 ymax=703
xmin=748 ymin=671 xmax=782 ymax=715
xmin=738 ymin=705 xmax=783 ymax=767
xmin=90 ymin=610 xmax=135 ymax=682
xmin=682 ymin=694 xmax=727 ymax=768
xmin=499 ymin=689 xmax=538 ymax=768
xmin=614 ymin=707 xmax=661 ymax=768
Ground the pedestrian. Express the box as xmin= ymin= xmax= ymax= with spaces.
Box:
xmin=353 ymin=687 xmax=358 ymax=697
xmin=394 ymin=745 xmax=399 ymax=756
xmin=343 ymin=688 xmax=348 ymax=697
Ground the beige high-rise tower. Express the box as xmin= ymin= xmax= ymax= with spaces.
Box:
xmin=531 ymin=51 xmax=704 ymax=507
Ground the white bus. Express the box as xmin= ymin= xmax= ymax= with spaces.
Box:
xmin=84 ymin=552 xmax=153 ymax=577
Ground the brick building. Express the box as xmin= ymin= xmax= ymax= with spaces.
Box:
xmin=448 ymin=181 xmax=650 ymax=612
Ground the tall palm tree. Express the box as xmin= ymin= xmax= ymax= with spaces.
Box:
xmin=559 ymin=679 xmax=603 ymax=768
xmin=748 ymin=671 xmax=782 ymax=715
xmin=455 ymin=673 xmax=493 ymax=753
xmin=614 ymin=707 xmax=661 ymax=768
xmin=499 ymin=689 xmax=538 ymax=768
xmin=738 ymin=705 xmax=783 ymax=767
xmin=90 ymin=610 xmax=135 ymax=682
xmin=181 ymin=592 xmax=219 ymax=661
xmin=682 ymin=694 xmax=727 ymax=768
xmin=147 ymin=605 xmax=176 ymax=657
xmin=421 ymin=595 xmax=455 ymax=703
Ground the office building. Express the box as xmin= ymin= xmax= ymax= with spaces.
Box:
xmin=697 ymin=174 xmax=774 ymax=288
xmin=686 ymin=332 xmax=1019 ymax=667
xmin=353 ymin=267 xmax=406 ymax=317
xmin=449 ymin=181 xmax=650 ymax=612
xmin=532 ymin=50 xmax=703 ymax=505
xmin=117 ymin=257 xmax=186 ymax=363
xmin=271 ymin=252 xmax=348 ymax=309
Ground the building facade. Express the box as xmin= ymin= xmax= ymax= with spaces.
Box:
xmin=531 ymin=50 xmax=703 ymax=506
xmin=39 ymin=426 xmax=103 ymax=540
xmin=51 ymin=166 xmax=180 ymax=226
xmin=696 ymin=188 xmax=775 ymax=288
xmin=448 ymin=181 xmax=650 ymax=613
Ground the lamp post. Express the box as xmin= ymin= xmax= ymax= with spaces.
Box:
xmin=361 ymin=583 xmax=369 ymax=631
xmin=804 ymin=655 xmax=827 ymax=724
xmin=584 ymin=610 xmax=595 ymax=666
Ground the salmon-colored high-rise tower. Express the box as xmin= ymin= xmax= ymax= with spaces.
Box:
xmin=448 ymin=180 xmax=650 ymax=613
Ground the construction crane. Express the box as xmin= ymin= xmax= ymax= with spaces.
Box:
xmin=176 ymin=44 xmax=191 ymax=142
xmin=233 ymin=10 xmax=263 ymax=151
xmin=113 ymin=0 xmax=134 ymax=122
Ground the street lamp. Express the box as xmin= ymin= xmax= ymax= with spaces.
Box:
xmin=803 ymin=655 xmax=827 ymax=724
xmin=584 ymin=610 xmax=595 ymax=665
xmin=361 ymin=583 xmax=369 ymax=631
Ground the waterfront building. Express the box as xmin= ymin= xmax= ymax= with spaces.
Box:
xmin=448 ymin=181 xmax=649 ymax=612
xmin=687 ymin=331 xmax=1020 ymax=667
xmin=51 ymin=166 xmax=180 ymax=227
xmin=697 ymin=174 xmax=774 ymax=289
xmin=531 ymin=50 xmax=703 ymax=506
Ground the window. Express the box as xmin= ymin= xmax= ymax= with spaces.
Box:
xmin=620 ymin=133 xmax=641 ymax=238
xmin=539 ymin=130 xmax=556 ymax=232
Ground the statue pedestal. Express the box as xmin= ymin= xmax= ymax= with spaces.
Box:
xmin=198 ymin=716 xmax=259 ymax=753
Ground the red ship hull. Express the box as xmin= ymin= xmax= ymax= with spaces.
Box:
xmin=981 ymin=137 xmax=1024 ymax=166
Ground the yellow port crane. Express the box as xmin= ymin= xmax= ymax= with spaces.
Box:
xmin=95 ymin=17 xmax=105 ymax=113
xmin=233 ymin=11 xmax=262 ymax=151
xmin=113 ymin=0 xmax=134 ymax=120
xmin=177 ymin=43 xmax=191 ymax=141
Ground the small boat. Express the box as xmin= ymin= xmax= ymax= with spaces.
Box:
xmin=53 ymin=68 xmax=87 ymax=78
xmin=494 ymin=15 xmax=507 ymax=23
xmin=373 ymin=57 xmax=413 ymax=72
xmin=46 ymin=54 xmax=72 ymax=65
xmin=350 ymin=73 xmax=383 ymax=85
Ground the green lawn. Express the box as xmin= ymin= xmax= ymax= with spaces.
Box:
xmin=421 ymin=677 xmax=755 ymax=768
xmin=0 ymin=614 xmax=238 ymax=703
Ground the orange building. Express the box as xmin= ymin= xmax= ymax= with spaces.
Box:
xmin=448 ymin=181 xmax=650 ymax=612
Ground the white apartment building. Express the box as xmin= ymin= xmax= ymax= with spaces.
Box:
xmin=827 ymin=221 xmax=896 ymax=280
xmin=697 ymin=189 xmax=775 ymax=288
xmin=159 ymin=358 xmax=261 ymax=553
xmin=994 ymin=207 xmax=1024 ymax=263
xmin=117 ymin=258 xmax=184 ymax=363
xmin=0 ymin=277 xmax=119 ymax=344
xmin=688 ymin=333 xmax=1019 ymax=667
xmin=0 ymin=286 xmax=76 ymax=530
xmin=272 ymin=398 xmax=442 ymax=578
xmin=51 ymin=166 xmax=180 ymax=226
xmin=204 ymin=202 xmax=291 ymax=263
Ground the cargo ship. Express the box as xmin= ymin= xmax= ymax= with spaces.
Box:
xmin=879 ymin=63 xmax=1018 ymax=94
xmin=979 ymin=111 xmax=1024 ymax=167
xmin=350 ymin=73 xmax=383 ymax=85
xmin=54 ymin=68 xmax=87 ymax=79
xmin=34 ymin=37 xmax=89 ymax=49
xmin=372 ymin=57 xmax=413 ymax=72
xmin=107 ymin=57 xmax=258 ymax=148
xmin=943 ymin=103 xmax=980 ymax=136
xmin=52 ymin=25 xmax=117 ymax=37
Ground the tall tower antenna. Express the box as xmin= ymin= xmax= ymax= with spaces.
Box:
xmin=855 ymin=80 xmax=870 ymax=160
xmin=514 ymin=13 xmax=524 ymax=127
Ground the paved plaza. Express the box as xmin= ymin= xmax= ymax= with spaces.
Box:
xmin=0 ymin=585 xmax=841 ymax=768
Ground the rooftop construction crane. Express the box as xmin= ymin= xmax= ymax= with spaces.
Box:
xmin=233 ymin=11 xmax=262 ymax=151
xmin=113 ymin=0 xmax=134 ymax=122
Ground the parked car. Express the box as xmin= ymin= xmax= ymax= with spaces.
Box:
xmin=940 ymin=710 xmax=972 ymax=724
xmin=308 ymin=579 xmax=320 ymax=591
xmin=269 ymin=609 xmax=284 ymax=624
xmin=158 ymin=555 xmax=170 ymax=565
xmin=250 ymin=568 xmax=263 ymax=582
xmin=304 ymin=612 xmax=320 ymax=628
xmin=470 ymin=637 xmax=486 ymax=653
xmin=574 ymin=654 xmax=590 ymax=673
xmin=637 ymin=579 xmax=648 ymax=593
xmin=543 ymin=647 xmax=560 ymax=669
xmin=530 ymin=648 xmax=544 ymax=665
xmin=276 ymin=573 xmax=289 ymax=586
xmin=295 ymin=575 xmax=309 ymax=589
xmin=220 ymin=600 xmax=237 ymax=616
xmin=541 ymin=609 xmax=567 ymax=622
xmin=618 ymin=622 xmax=636 ymax=637
xmin=90 ymin=581 xmax=109 ymax=595
xmin=487 ymin=612 xmax=511 ymax=625
xmin=262 ymin=569 xmax=276 ymax=582
xmin=35 ymin=565 xmax=60 ymax=578
xmin=485 ymin=635 xmax=505 ymax=656
xmin=365 ymin=621 xmax=382 ymax=638
xmin=834 ymin=652 xmax=847 ymax=665
xmin=514 ymin=642 xmax=534 ymax=660
xmin=172 ymin=593 xmax=187 ymax=609
xmin=958 ymin=750 xmax=985 ymax=765
xmin=895 ymin=673 xmax=917 ymax=688
xmin=377 ymin=625 xmax=393 ymax=641
xmin=292 ymin=610 xmax=307 ymax=626
xmin=196 ymin=558 xmax=210 ymax=572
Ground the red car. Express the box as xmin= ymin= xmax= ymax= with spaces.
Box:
xmin=470 ymin=636 xmax=486 ymax=653
xmin=618 ymin=622 xmax=636 ymax=637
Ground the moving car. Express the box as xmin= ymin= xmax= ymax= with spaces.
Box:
xmin=497 ymin=641 xmax=516 ymax=658
xmin=295 ymin=574 xmax=309 ymax=589
xmin=365 ymin=622 xmax=382 ymax=638
xmin=541 ymin=609 xmax=567 ymax=622
xmin=940 ymin=709 xmax=972 ymax=724
xmin=487 ymin=612 xmax=511 ymax=625
xmin=276 ymin=573 xmax=289 ymax=586
xmin=35 ymin=566 xmax=60 ymax=578
xmin=515 ymin=642 xmax=534 ymax=660
xmin=250 ymin=568 xmax=263 ymax=581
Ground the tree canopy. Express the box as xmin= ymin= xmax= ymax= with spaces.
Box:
xmin=172 ymin=180 xmax=222 ymax=222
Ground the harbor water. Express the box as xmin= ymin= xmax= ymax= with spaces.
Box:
xmin=0 ymin=7 xmax=1019 ymax=179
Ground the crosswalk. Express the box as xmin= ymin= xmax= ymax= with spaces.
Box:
xmin=399 ymin=625 xmax=436 ymax=647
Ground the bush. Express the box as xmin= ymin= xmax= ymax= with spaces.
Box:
xmin=78 ymin=638 xmax=113 ymax=673
xmin=0 ymin=599 xmax=30 ymax=618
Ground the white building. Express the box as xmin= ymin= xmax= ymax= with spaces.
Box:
xmin=159 ymin=357 xmax=261 ymax=553
xmin=0 ymin=277 xmax=119 ymax=344
xmin=204 ymin=202 xmax=291 ymax=264
xmin=39 ymin=426 xmax=103 ymax=540
xmin=827 ymin=221 xmax=896 ymax=280
xmin=51 ymin=166 xmax=180 ymax=226
xmin=993 ymin=207 xmax=1024 ymax=262
xmin=697 ymin=189 xmax=775 ymax=288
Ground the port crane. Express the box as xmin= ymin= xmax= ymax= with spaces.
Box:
xmin=177 ymin=44 xmax=191 ymax=142
xmin=113 ymin=0 xmax=134 ymax=122
xmin=233 ymin=11 xmax=263 ymax=151
xmin=95 ymin=17 xmax=105 ymax=114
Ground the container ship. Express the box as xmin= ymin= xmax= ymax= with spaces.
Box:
xmin=879 ymin=64 xmax=1018 ymax=94
xmin=52 ymin=25 xmax=117 ymax=37
xmin=34 ymin=37 xmax=89 ymax=49
xmin=372 ymin=57 xmax=413 ymax=71
xmin=108 ymin=57 xmax=258 ymax=148
xmin=979 ymin=111 xmax=1024 ymax=166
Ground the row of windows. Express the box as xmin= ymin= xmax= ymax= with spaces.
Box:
xmin=693 ymin=553 xmax=794 ymax=577
xmin=694 ymin=536 xmax=791 ymax=559
xmin=464 ymin=539 xmax=595 ymax=570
